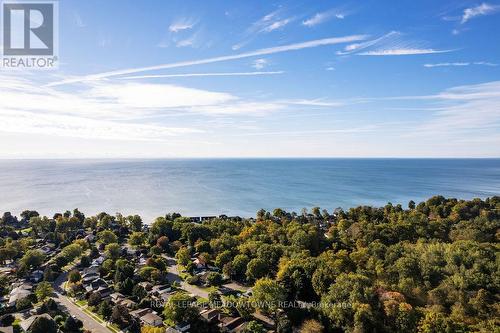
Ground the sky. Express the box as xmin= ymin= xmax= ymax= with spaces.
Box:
xmin=1 ymin=0 xmax=500 ymax=158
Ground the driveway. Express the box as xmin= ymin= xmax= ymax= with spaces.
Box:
xmin=164 ymin=256 xmax=210 ymax=299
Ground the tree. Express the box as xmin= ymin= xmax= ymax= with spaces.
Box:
xmin=80 ymin=255 xmax=91 ymax=267
xmin=206 ymin=272 xmax=223 ymax=286
xmin=105 ymin=243 xmax=121 ymax=259
xmin=128 ymin=232 xmax=146 ymax=247
xmin=231 ymin=254 xmax=250 ymax=279
xmin=175 ymin=247 xmax=191 ymax=266
xmin=20 ymin=249 xmax=45 ymax=271
xmin=215 ymin=250 xmax=232 ymax=269
xmin=163 ymin=292 xmax=198 ymax=324
xmin=408 ymin=200 xmax=416 ymax=210
xmin=29 ymin=316 xmax=57 ymax=333
xmin=0 ymin=314 xmax=14 ymax=327
xmin=88 ymin=292 xmax=102 ymax=307
xmin=68 ymin=270 xmax=81 ymax=283
xmin=156 ymin=236 xmax=169 ymax=251
xmin=63 ymin=316 xmax=83 ymax=332
xmin=299 ymin=319 xmax=324 ymax=333
xmin=111 ymin=304 xmax=131 ymax=328
xmin=251 ymin=278 xmax=286 ymax=319
xmin=150 ymin=217 xmax=174 ymax=239
xmin=35 ymin=281 xmax=53 ymax=302
xmin=246 ymin=258 xmax=268 ymax=281
xmin=195 ymin=240 xmax=211 ymax=253
xmin=320 ymin=273 xmax=375 ymax=332
xmin=243 ymin=321 xmax=266 ymax=333
xmin=98 ymin=300 xmax=113 ymax=319
xmin=128 ymin=215 xmax=143 ymax=232
xmin=98 ymin=230 xmax=118 ymax=244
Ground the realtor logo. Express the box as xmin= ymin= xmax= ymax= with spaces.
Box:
xmin=1 ymin=0 xmax=58 ymax=69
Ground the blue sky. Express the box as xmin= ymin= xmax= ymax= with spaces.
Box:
xmin=1 ymin=0 xmax=499 ymax=157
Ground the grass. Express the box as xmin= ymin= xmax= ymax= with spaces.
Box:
xmin=73 ymin=298 xmax=119 ymax=333
xmin=176 ymin=264 xmax=190 ymax=280
xmin=200 ymin=285 xmax=218 ymax=292
xmin=13 ymin=318 xmax=21 ymax=333
xmin=82 ymin=307 xmax=105 ymax=324
xmin=76 ymin=299 xmax=87 ymax=306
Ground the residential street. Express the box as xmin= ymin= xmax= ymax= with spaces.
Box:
xmin=53 ymin=271 xmax=112 ymax=333
xmin=163 ymin=256 xmax=250 ymax=299
xmin=164 ymin=256 xmax=210 ymax=299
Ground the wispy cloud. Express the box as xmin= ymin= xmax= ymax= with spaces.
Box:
xmin=232 ymin=9 xmax=295 ymax=50
xmin=424 ymin=61 xmax=497 ymax=68
xmin=338 ymin=31 xmax=453 ymax=56
xmin=359 ymin=48 xmax=452 ymax=56
xmin=461 ymin=3 xmax=500 ymax=23
xmin=252 ymin=59 xmax=267 ymax=70
xmin=119 ymin=71 xmax=284 ymax=80
xmin=416 ymin=81 xmax=500 ymax=134
xmin=0 ymin=75 xmax=209 ymax=141
xmin=302 ymin=9 xmax=346 ymax=27
xmin=48 ymin=34 xmax=368 ymax=86
xmin=282 ymin=99 xmax=343 ymax=107
xmin=175 ymin=31 xmax=200 ymax=48
xmin=169 ymin=17 xmax=197 ymax=32
xmin=261 ymin=17 xmax=293 ymax=32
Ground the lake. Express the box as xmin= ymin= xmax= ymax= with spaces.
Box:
xmin=0 ymin=158 xmax=498 ymax=222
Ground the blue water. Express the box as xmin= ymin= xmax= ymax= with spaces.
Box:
xmin=0 ymin=159 xmax=498 ymax=222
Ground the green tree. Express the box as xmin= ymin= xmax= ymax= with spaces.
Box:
xmin=35 ymin=281 xmax=53 ymax=301
xmin=128 ymin=215 xmax=143 ymax=232
xmin=105 ymin=243 xmax=121 ymax=259
xmin=20 ymin=249 xmax=45 ymax=271
xmin=215 ymin=250 xmax=233 ymax=269
xmin=299 ymin=319 xmax=324 ymax=333
xmin=98 ymin=230 xmax=118 ymax=244
xmin=163 ymin=292 xmax=198 ymax=324
xmin=29 ymin=316 xmax=57 ymax=333
xmin=68 ymin=270 xmax=81 ymax=283
xmin=175 ymin=247 xmax=191 ymax=266
xmin=243 ymin=321 xmax=266 ymax=333
xmin=246 ymin=258 xmax=268 ymax=281
xmin=231 ymin=254 xmax=250 ymax=279
xmin=251 ymin=278 xmax=286 ymax=320
xmin=128 ymin=231 xmax=146 ymax=247
xmin=206 ymin=272 xmax=223 ymax=286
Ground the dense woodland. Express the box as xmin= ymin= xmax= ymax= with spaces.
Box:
xmin=1 ymin=195 xmax=499 ymax=333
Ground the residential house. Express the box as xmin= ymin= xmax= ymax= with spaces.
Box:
xmin=192 ymin=256 xmax=207 ymax=270
xmin=165 ymin=328 xmax=181 ymax=333
xmin=92 ymin=256 xmax=105 ymax=265
xmin=174 ymin=322 xmax=190 ymax=332
xmin=200 ymin=308 xmax=220 ymax=323
xmin=140 ymin=312 xmax=163 ymax=327
xmin=252 ymin=312 xmax=275 ymax=329
xmin=117 ymin=298 xmax=137 ymax=309
xmin=218 ymin=315 xmax=245 ymax=333
xmin=83 ymin=264 xmax=100 ymax=275
xmin=130 ymin=308 xmax=151 ymax=320
xmin=95 ymin=286 xmax=112 ymax=298
xmin=8 ymin=283 xmax=32 ymax=307
xmin=20 ymin=314 xmax=52 ymax=332
xmin=138 ymin=281 xmax=152 ymax=291
xmin=110 ymin=292 xmax=125 ymax=304
xmin=30 ymin=270 xmax=44 ymax=283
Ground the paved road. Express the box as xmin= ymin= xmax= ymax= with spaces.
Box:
xmin=53 ymin=271 xmax=112 ymax=333
xmin=163 ymin=256 xmax=251 ymax=299
xmin=164 ymin=256 xmax=210 ymax=299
